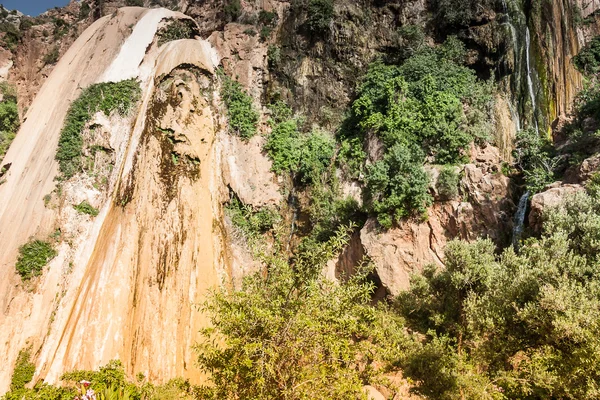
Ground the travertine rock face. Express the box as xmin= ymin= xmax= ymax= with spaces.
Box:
xmin=0 ymin=8 xmax=229 ymax=393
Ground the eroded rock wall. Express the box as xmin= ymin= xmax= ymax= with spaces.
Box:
xmin=0 ymin=8 xmax=229 ymax=393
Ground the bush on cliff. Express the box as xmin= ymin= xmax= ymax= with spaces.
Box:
xmin=15 ymin=239 xmax=57 ymax=280
xmin=55 ymin=79 xmax=141 ymax=179
xmin=220 ymin=72 xmax=259 ymax=140
xmin=346 ymin=36 xmax=492 ymax=227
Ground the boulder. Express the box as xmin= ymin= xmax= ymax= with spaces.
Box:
xmin=529 ymin=184 xmax=584 ymax=231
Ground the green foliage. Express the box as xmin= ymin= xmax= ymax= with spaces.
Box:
xmin=156 ymin=19 xmax=194 ymax=47
xmin=574 ymin=36 xmax=600 ymax=76
xmin=125 ymin=0 xmax=144 ymax=6
xmin=226 ymin=196 xmax=280 ymax=241
xmin=265 ymin=102 xmax=335 ymax=184
xmin=79 ymin=1 xmax=91 ymax=19
xmin=15 ymin=239 xmax=57 ymax=280
xmin=73 ymin=200 xmax=99 ymax=217
xmin=395 ymin=189 xmax=600 ymax=399
xmin=10 ymin=349 xmax=35 ymax=392
xmin=513 ymin=128 xmax=556 ymax=192
xmin=0 ymin=83 xmax=19 ymax=161
xmin=56 ymin=79 xmax=141 ymax=179
xmin=62 ymin=360 xmax=140 ymax=398
xmin=0 ymin=22 xmax=21 ymax=50
xmin=196 ymin=225 xmax=406 ymax=399
xmin=430 ymin=0 xmax=496 ymax=28
xmin=347 ymin=38 xmax=492 ymax=226
xmin=305 ymin=0 xmax=334 ymax=35
xmin=436 ymin=165 xmax=460 ymax=200
xmin=366 ymin=143 xmax=432 ymax=228
xmin=220 ymin=72 xmax=259 ymax=140
xmin=43 ymin=46 xmax=59 ymax=65
xmin=267 ymin=45 xmax=281 ymax=68
xmin=224 ymin=0 xmax=241 ymax=22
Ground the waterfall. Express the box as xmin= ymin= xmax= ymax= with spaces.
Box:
xmin=525 ymin=27 xmax=539 ymax=133
xmin=512 ymin=191 xmax=530 ymax=249
xmin=503 ymin=0 xmax=540 ymax=133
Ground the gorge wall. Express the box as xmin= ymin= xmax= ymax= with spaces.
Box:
xmin=0 ymin=0 xmax=599 ymax=395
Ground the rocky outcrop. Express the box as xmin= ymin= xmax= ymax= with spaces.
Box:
xmin=529 ymin=183 xmax=584 ymax=231
xmin=360 ymin=145 xmax=514 ymax=296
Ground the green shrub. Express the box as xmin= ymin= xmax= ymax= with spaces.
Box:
xmin=0 ymin=88 xmax=20 ymax=161
xmin=224 ymin=0 xmax=241 ymax=22
xmin=366 ymin=143 xmax=432 ymax=228
xmin=220 ymin=72 xmax=259 ymax=140
xmin=430 ymin=0 xmax=496 ymax=28
xmin=125 ymin=0 xmax=144 ymax=6
xmin=15 ymin=239 xmax=57 ymax=280
xmin=574 ymin=36 xmax=600 ymax=75
xmin=56 ymin=79 xmax=141 ymax=179
xmin=436 ymin=166 xmax=460 ymax=200
xmin=0 ymin=22 xmax=21 ymax=50
xmin=345 ymin=37 xmax=492 ymax=225
xmin=264 ymin=102 xmax=335 ymax=184
xmin=79 ymin=1 xmax=91 ymax=19
xmin=73 ymin=200 xmax=99 ymax=217
xmin=9 ymin=349 xmax=35 ymax=392
xmin=396 ymin=189 xmax=600 ymax=399
xmin=305 ymin=0 xmax=334 ymax=35
xmin=2 ymin=359 xmax=192 ymax=400
xmin=43 ymin=47 xmax=59 ymax=65
xmin=226 ymin=197 xmax=280 ymax=240
xmin=195 ymin=226 xmax=405 ymax=399
xmin=157 ymin=19 xmax=194 ymax=47
xmin=513 ymin=128 xmax=556 ymax=192
xmin=267 ymin=45 xmax=281 ymax=68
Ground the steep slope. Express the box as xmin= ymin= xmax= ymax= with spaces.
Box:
xmin=0 ymin=7 xmax=225 ymax=393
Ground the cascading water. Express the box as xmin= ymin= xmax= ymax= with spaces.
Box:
xmin=525 ymin=27 xmax=539 ymax=133
xmin=502 ymin=0 xmax=540 ymax=133
xmin=512 ymin=191 xmax=530 ymax=249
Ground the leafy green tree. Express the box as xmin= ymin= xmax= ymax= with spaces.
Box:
xmin=195 ymin=226 xmax=407 ymax=399
xmin=573 ymin=36 xmax=600 ymax=75
xmin=513 ymin=128 xmax=556 ymax=192
xmin=265 ymin=103 xmax=335 ymax=184
xmin=366 ymin=143 xmax=431 ymax=228
xmin=305 ymin=0 xmax=334 ymax=35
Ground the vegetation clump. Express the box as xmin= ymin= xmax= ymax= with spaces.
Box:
xmin=9 ymin=349 xmax=35 ymax=393
xmin=55 ymin=79 xmax=141 ymax=179
xmin=265 ymin=103 xmax=334 ymax=184
xmin=436 ymin=165 xmax=460 ymax=200
xmin=15 ymin=239 xmax=57 ymax=280
xmin=0 ymin=82 xmax=20 ymax=162
xmin=395 ymin=187 xmax=600 ymax=399
xmin=305 ymin=0 xmax=334 ymax=35
xmin=73 ymin=200 xmax=99 ymax=217
xmin=157 ymin=19 xmax=194 ymax=47
xmin=226 ymin=196 xmax=280 ymax=241
xmin=574 ymin=36 xmax=600 ymax=76
xmin=195 ymin=225 xmax=404 ymax=399
xmin=220 ymin=72 xmax=259 ymax=140
xmin=341 ymin=36 xmax=492 ymax=227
